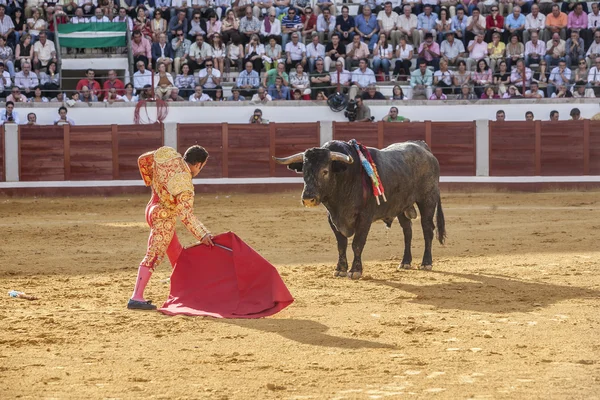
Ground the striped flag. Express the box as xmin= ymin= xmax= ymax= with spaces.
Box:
xmin=57 ymin=22 xmax=127 ymax=48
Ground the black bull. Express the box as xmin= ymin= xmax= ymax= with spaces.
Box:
xmin=274 ymin=140 xmax=446 ymax=280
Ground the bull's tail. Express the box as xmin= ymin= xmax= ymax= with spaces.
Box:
xmin=436 ymin=194 xmax=446 ymax=245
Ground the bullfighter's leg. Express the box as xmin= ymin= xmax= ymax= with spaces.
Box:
xmin=328 ymin=215 xmax=349 ymax=277
xmin=348 ymin=218 xmax=372 ymax=280
xmin=397 ymin=213 xmax=413 ymax=270
xmin=166 ymin=231 xmax=183 ymax=268
xmin=417 ymin=199 xmax=436 ymax=270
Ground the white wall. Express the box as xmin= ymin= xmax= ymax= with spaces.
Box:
xmin=9 ymin=100 xmax=600 ymax=126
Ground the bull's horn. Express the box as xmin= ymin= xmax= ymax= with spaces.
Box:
xmin=330 ymin=152 xmax=354 ymax=164
xmin=273 ymin=152 xmax=304 ymax=165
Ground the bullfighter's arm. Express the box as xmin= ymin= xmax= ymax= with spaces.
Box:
xmin=168 ymin=172 xmax=211 ymax=240
xmin=138 ymin=151 xmax=154 ymax=186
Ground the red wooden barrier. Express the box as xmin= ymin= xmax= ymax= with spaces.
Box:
xmin=20 ymin=125 xmax=65 ymax=181
xmin=273 ymin=122 xmax=320 ymax=177
xmin=540 ymin=121 xmax=585 ymax=176
xmin=177 ymin=123 xmax=223 ymax=178
xmin=489 ymin=121 xmax=536 ymax=176
xmin=227 ymin=124 xmax=271 ymax=178
xmin=69 ymin=125 xmax=113 ymax=180
xmin=332 ymin=122 xmax=378 ymax=147
xmin=0 ymin=126 xmax=4 ymax=182
xmin=117 ymin=124 xmax=163 ymax=179
xmin=383 ymin=122 xmax=426 ymax=146
xmin=590 ymin=120 xmax=600 ymax=175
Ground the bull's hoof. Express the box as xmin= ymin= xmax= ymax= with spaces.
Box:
xmin=348 ymin=271 xmax=362 ymax=280
xmin=420 ymin=264 xmax=433 ymax=271
xmin=333 ymin=270 xmax=347 ymax=278
xmin=398 ymin=263 xmax=413 ymax=270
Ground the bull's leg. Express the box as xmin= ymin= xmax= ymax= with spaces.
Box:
xmin=417 ymin=199 xmax=436 ymax=270
xmin=397 ymin=213 xmax=413 ymax=270
xmin=328 ymin=215 xmax=349 ymax=277
xmin=348 ymin=219 xmax=372 ymax=280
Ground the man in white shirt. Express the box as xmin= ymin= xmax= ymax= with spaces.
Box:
xmin=14 ymin=61 xmax=39 ymax=98
xmin=305 ymin=33 xmax=325 ymax=72
xmin=54 ymin=106 xmax=76 ymax=126
xmin=548 ymin=59 xmax=571 ymax=95
xmin=0 ymin=5 xmax=14 ymax=46
xmin=90 ymin=8 xmax=110 ymax=23
xmin=377 ymin=2 xmax=401 ymax=49
xmin=330 ymin=60 xmax=351 ymax=93
xmin=33 ymin=31 xmax=57 ymax=72
xmin=589 ymin=3 xmax=600 ymax=43
xmin=113 ymin=7 xmax=134 ymax=32
xmin=188 ymin=34 xmax=213 ymax=73
xmin=586 ymin=32 xmax=600 ymax=67
xmin=524 ymin=81 xmax=545 ymax=98
xmin=316 ymin=8 xmax=336 ymax=43
xmin=524 ymin=4 xmax=546 ymax=43
xmin=251 ymin=86 xmax=273 ymax=102
xmin=78 ymin=0 xmax=98 ymax=15
xmin=440 ymin=31 xmax=465 ymax=67
xmin=0 ymin=61 xmax=11 ymax=98
xmin=466 ymin=33 xmax=488 ymax=71
xmin=189 ymin=85 xmax=213 ymax=101
xmin=524 ymin=31 xmax=546 ymax=67
xmin=71 ymin=7 xmax=90 ymax=24
xmin=133 ymin=61 xmax=152 ymax=90
xmin=284 ymin=32 xmax=306 ymax=73
xmin=349 ymin=58 xmax=375 ymax=99
xmin=397 ymin=5 xmax=419 ymax=49
xmin=588 ymin=56 xmax=600 ymax=97
xmin=198 ymin=60 xmax=221 ymax=98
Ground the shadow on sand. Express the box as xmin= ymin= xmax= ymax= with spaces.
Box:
xmin=219 ymin=318 xmax=393 ymax=350
xmin=368 ymin=271 xmax=600 ymax=314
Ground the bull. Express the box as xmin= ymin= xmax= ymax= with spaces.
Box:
xmin=274 ymin=140 xmax=446 ymax=280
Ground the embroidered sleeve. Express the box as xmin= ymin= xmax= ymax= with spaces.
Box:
xmin=166 ymin=171 xmax=194 ymax=197
xmin=175 ymin=191 xmax=210 ymax=240
xmin=138 ymin=151 xmax=154 ymax=186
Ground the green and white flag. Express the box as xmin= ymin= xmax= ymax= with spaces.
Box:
xmin=57 ymin=22 xmax=127 ymax=48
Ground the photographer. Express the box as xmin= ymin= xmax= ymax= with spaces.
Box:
xmin=0 ymin=101 xmax=19 ymax=124
xmin=249 ymin=108 xmax=269 ymax=124
xmin=344 ymin=95 xmax=372 ymax=122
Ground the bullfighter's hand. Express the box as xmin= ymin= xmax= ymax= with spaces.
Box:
xmin=201 ymin=234 xmax=214 ymax=247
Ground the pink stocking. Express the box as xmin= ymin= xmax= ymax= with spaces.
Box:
xmin=166 ymin=232 xmax=183 ymax=268
xmin=131 ymin=266 xmax=153 ymax=301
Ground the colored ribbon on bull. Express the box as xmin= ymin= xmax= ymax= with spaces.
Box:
xmin=349 ymin=140 xmax=387 ymax=206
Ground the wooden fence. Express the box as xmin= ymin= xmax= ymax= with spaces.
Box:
xmin=0 ymin=126 xmax=4 ymax=182
xmin=489 ymin=120 xmax=600 ymax=176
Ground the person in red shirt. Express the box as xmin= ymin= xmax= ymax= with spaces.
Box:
xmin=102 ymin=69 xmax=125 ymax=100
xmin=485 ymin=6 xmax=504 ymax=43
xmin=75 ymin=68 xmax=102 ymax=96
xmin=301 ymin=6 xmax=317 ymax=42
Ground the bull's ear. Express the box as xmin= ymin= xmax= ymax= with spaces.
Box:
xmin=331 ymin=162 xmax=348 ymax=173
xmin=287 ymin=162 xmax=303 ymax=173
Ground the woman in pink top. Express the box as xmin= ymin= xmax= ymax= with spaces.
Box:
xmin=206 ymin=13 xmax=222 ymax=40
xmin=472 ymin=58 xmax=492 ymax=97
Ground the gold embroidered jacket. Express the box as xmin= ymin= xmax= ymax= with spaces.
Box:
xmin=138 ymin=146 xmax=210 ymax=240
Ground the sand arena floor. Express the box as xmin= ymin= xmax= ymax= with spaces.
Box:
xmin=0 ymin=191 xmax=599 ymax=399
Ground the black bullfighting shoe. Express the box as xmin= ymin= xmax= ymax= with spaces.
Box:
xmin=127 ymin=299 xmax=157 ymax=310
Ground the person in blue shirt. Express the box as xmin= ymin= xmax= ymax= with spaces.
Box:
xmin=355 ymin=5 xmax=379 ymax=50
xmin=504 ymin=6 xmax=526 ymax=42
xmin=451 ymin=7 xmax=468 ymax=47
xmin=268 ymin=76 xmax=291 ymax=99
xmin=281 ymin=7 xmax=303 ymax=47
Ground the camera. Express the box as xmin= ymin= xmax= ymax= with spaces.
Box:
xmin=344 ymin=99 xmax=358 ymax=122
xmin=252 ymin=114 xmax=261 ymax=123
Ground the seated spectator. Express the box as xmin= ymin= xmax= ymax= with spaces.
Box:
xmin=175 ymin=63 xmax=196 ymax=98
xmin=390 ymin=84 xmax=405 ymax=100
xmin=236 ymin=61 xmax=261 ymax=97
xmin=453 ymin=59 xmax=471 ymax=89
xmin=171 ymin=29 xmax=192 ymax=75
xmin=336 ymin=5 xmax=356 ymax=45
xmin=349 ymin=58 xmax=375 ymax=98
xmin=451 ymin=7 xmax=468 ymax=46
xmin=263 ymin=35 xmax=282 ymax=71
xmin=301 ymin=6 xmax=318 ymax=42
xmin=510 ymin=58 xmax=532 ymax=89
xmin=292 ymin=88 xmax=303 ymax=100
xmin=545 ymin=32 xmax=566 ymax=67
xmin=12 ymin=9 xmax=25 ymax=46
xmin=317 ymin=8 xmax=336 ymax=44
xmin=466 ymin=33 xmax=489 ymax=71
xmin=15 ymin=34 xmax=33 ymax=72
xmin=14 ymin=61 xmax=38 ymax=98
xmin=573 ymin=80 xmax=596 ymax=97
xmin=306 ymin=33 xmax=325 ymax=72
xmin=434 ymin=59 xmax=453 ymax=94
xmin=524 ymin=4 xmax=546 ymax=44
xmin=587 ymin=33 xmax=600 ymax=68
xmin=372 ymin=32 xmax=393 ymax=79
xmin=132 ymin=30 xmax=152 ymax=69
xmin=6 ymin=87 xmax=26 ymax=103
xmin=245 ymin=33 xmax=265 ymax=73
xmin=281 ymin=8 xmax=303 ymax=48
xmin=565 ymin=30 xmax=585 ymax=68
xmin=91 ymin=8 xmax=110 ymax=23
xmin=1 ymin=101 xmax=19 ymax=124
xmin=187 ymin=12 xmax=206 ymax=41
xmin=524 ymin=31 xmax=545 ymax=67
xmin=417 ymin=32 xmax=440 ymax=70
xmin=505 ymin=33 xmax=524 ymax=70
xmin=225 ymin=39 xmax=245 ymax=77
xmin=480 ymin=85 xmax=499 ymax=99
xmin=206 ymin=12 xmax=222 ymax=41
xmin=567 ymin=3 xmax=590 ymax=45
xmin=382 ymin=106 xmax=410 ymax=122
xmin=252 ymin=86 xmax=273 ymax=102
xmin=502 ymin=84 xmax=521 ymax=98
xmin=104 ymin=87 xmax=121 ymax=103
xmin=120 ymin=83 xmax=139 ymax=103
xmin=227 ymin=87 xmax=246 ymax=101
xmin=76 ymin=68 xmax=101 ymax=96
xmin=362 ymin=83 xmax=385 ymax=99
xmin=315 ymin=0 xmax=336 ymax=17
xmin=488 ymin=32 xmax=504 ymax=72
xmin=30 ymin=85 xmax=48 ymax=103
xmin=198 ymin=59 xmax=222 ymax=98
xmin=222 ymin=9 xmax=242 ymax=45
xmin=436 ymin=8 xmax=452 ymax=44
xmin=589 ymin=56 xmax=600 ymax=96
xmin=494 ymin=60 xmax=511 ymax=94
xmin=0 ymin=61 xmax=10 ymax=97
xmin=189 ymin=85 xmax=212 ymax=101
xmin=150 ymin=10 xmax=167 ymax=43
xmin=100 ymin=69 xmax=124 ymax=101
xmin=240 ymin=6 xmax=261 ymax=45
xmin=54 ymin=106 xmax=75 ymax=126
xmin=524 ymin=81 xmax=545 ymax=98
xmin=429 ymin=86 xmax=447 ymax=100
xmin=504 ymin=6 xmax=525 ymax=42
xmin=315 ymin=90 xmax=327 ymax=100
xmin=472 ymin=58 xmax=492 ymax=96
xmin=268 ymin=75 xmax=290 ymax=99
xmin=115 ymin=7 xmax=135 ymax=33
xmin=310 ymin=57 xmax=331 ymax=99
xmin=410 ymin=60 xmax=433 ymax=99
xmin=134 ymin=8 xmax=153 ymax=40
xmin=0 ymin=36 xmax=14 ymax=78
xmin=551 ymin=83 xmax=573 ymax=97
xmin=164 ymin=87 xmax=183 ymax=102
xmin=356 ymin=5 xmax=381 ymax=51
xmin=324 ymin=33 xmax=346 ymax=71
xmin=533 ymin=59 xmax=550 ymax=88
xmin=394 ymin=35 xmax=414 ymax=79
xmin=32 ymin=31 xmax=56 ymax=73
xmin=153 ymin=62 xmax=175 ymax=100
xmin=548 ymin=59 xmax=571 ymax=95
xmin=289 ymin=63 xmax=310 ymax=97
xmin=456 ymin=83 xmax=477 ymax=99
xmin=377 ymin=2 xmax=400 ymax=50
xmin=253 ymin=0 xmax=275 ymax=20
xmin=133 ymin=61 xmax=152 ymax=91
xmin=440 ymin=32 xmax=464 ymax=68
xmin=261 ymin=11 xmax=282 ymax=42
xmin=285 ymin=32 xmax=307 ymax=73
xmin=545 ymin=5 xmax=567 ymax=42
xmin=188 ymin=34 xmax=213 ymax=73
xmin=465 ymin=8 xmax=485 ymax=45
xmin=330 ymin=60 xmax=351 ymax=93
xmin=485 ymin=5 xmax=503 ymax=43
xmin=25 ymin=112 xmax=37 ymax=125
xmin=80 ymin=85 xmax=98 ymax=102
xmin=417 ymin=4 xmax=437 ymax=44
xmin=152 ymin=33 xmax=174 ymax=72
xmin=573 ymin=57 xmax=589 ymax=82
xmin=27 ymin=8 xmax=47 ymax=42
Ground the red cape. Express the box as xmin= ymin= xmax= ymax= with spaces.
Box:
xmin=159 ymin=232 xmax=294 ymax=318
